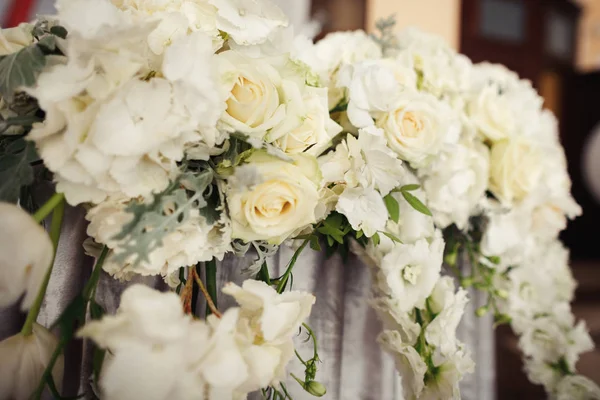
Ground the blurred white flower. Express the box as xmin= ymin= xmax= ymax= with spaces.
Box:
xmin=421 ymin=346 xmax=474 ymax=400
xmin=0 ymin=203 xmax=53 ymax=310
xmin=555 ymin=375 xmax=600 ymax=400
xmin=0 ymin=323 xmax=64 ymax=400
xmin=0 ymin=23 xmax=34 ymax=55
xmin=208 ymin=0 xmax=288 ymax=45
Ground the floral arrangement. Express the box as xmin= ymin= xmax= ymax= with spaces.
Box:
xmin=0 ymin=0 xmax=598 ymax=399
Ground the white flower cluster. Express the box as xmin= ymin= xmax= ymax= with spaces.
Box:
xmin=305 ymin=25 xmax=596 ymax=397
xmin=79 ymin=281 xmax=315 ymax=400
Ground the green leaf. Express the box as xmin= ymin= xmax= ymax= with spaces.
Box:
xmin=92 ymin=348 xmax=106 ymax=384
xmin=383 ymin=194 xmax=400 ymax=223
xmin=400 ymin=184 xmax=421 ymax=192
xmin=0 ymin=44 xmax=46 ymax=101
xmin=381 ymin=231 xmax=403 ymax=243
xmin=0 ymin=137 xmax=38 ymax=203
xmin=372 ymin=232 xmax=380 ymax=246
xmin=401 ymin=191 xmax=432 ymax=216
xmin=89 ymin=299 xmax=105 ymax=320
xmin=356 ymin=230 xmax=363 ymax=239
xmin=310 ymin=235 xmax=321 ymax=252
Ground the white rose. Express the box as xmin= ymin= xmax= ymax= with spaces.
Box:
xmin=270 ymin=86 xmax=342 ymax=155
xmin=217 ymin=51 xmax=303 ymax=140
xmin=0 ymin=324 xmax=64 ymax=400
xmin=375 ymin=232 xmax=444 ymax=311
xmin=376 ymin=92 xmax=459 ymax=167
xmin=0 ymin=203 xmax=53 ymax=310
xmin=468 ymin=83 xmax=515 ymax=142
xmin=227 ymin=150 xmax=321 ymax=244
xmin=489 ymin=138 xmax=543 ymax=204
xmin=0 ymin=23 xmax=34 ymax=56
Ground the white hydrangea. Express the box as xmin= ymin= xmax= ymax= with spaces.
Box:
xmin=28 ymin=12 xmax=222 ymax=205
xmin=335 ymin=186 xmax=388 ymax=238
xmin=555 ymin=375 xmax=600 ymax=400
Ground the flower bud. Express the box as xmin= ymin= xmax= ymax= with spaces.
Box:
xmin=475 ymin=305 xmax=489 ymax=317
xmin=304 ymin=381 xmax=327 ymax=397
xmin=0 ymin=323 xmax=64 ymax=400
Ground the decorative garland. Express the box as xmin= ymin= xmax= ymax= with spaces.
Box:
xmin=0 ymin=1 xmax=597 ymax=399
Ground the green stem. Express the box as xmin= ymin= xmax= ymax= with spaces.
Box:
xmin=276 ymin=239 xmax=309 ymax=294
xmin=32 ymin=246 xmax=109 ymax=400
xmin=21 ymin=197 xmax=65 ymax=336
xmin=32 ymin=192 xmax=65 ymax=223
xmin=83 ymin=246 xmax=109 ymax=300
xmin=205 ymin=258 xmax=217 ymax=316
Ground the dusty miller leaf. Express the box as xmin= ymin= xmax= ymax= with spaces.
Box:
xmin=0 ymin=137 xmax=38 ymax=203
xmin=0 ymin=44 xmax=46 ymax=101
xmin=111 ymin=170 xmax=214 ymax=266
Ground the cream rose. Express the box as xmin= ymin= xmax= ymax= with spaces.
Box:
xmin=489 ymin=138 xmax=543 ymax=203
xmin=0 ymin=24 xmax=34 ymax=56
xmin=218 ymin=51 xmax=303 ymax=140
xmin=227 ymin=150 xmax=321 ymax=244
xmin=376 ymin=92 xmax=457 ymax=167
xmin=468 ymin=84 xmax=515 ymax=142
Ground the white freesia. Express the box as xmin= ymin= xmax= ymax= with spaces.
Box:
xmin=337 ymin=60 xmax=403 ymax=128
xmin=369 ymin=297 xmax=421 ymax=346
xmin=227 ymin=151 xmax=320 ymax=244
xmin=0 ymin=23 xmax=34 ymax=55
xmin=86 ymin=197 xmax=231 ymax=280
xmin=489 ymin=137 xmax=543 ymax=204
xmin=335 ymin=186 xmax=388 ymax=238
xmin=376 ymin=91 xmax=459 ymax=167
xmin=373 ymin=232 xmax=444 ymax=311
xmin=425 ymin=277 xmax=469 ymax=356
xmin=0 ymin=203 xmax=53 ymax=310
xmin=0 ymin=323 xmax=64 ymax=400
xmin=208 ymin=0 xmax=288 ymax=45
xmin=555 ymin=375 xmax=600 ymax=400
xmin=378 ymin=330 xmax=427 ymax=400
xmin=421 ymin=347 xmax=475 ymax=400
xmin=419 ymin=140 xmax=489 ymax=229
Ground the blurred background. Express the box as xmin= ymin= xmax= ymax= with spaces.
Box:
xmin=1 ymin=0 xmax=599 ymax=398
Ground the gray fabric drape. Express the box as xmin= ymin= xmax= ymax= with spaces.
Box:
xmin=0 ymin=191 xmax=495 ymax=400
